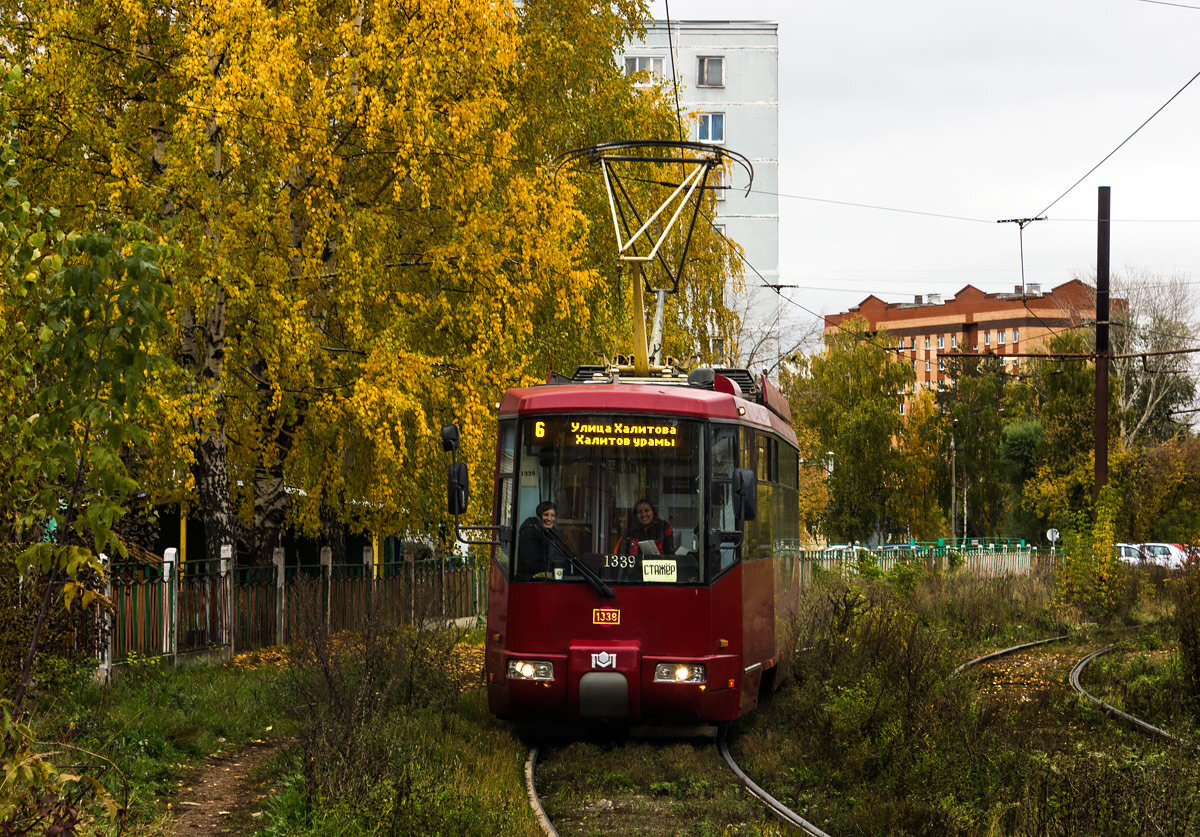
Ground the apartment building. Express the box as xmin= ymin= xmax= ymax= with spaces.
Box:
xmin=622 ymin=20 xmax=780 ymax=366
xmin=824 ymin=279 xmax=1115 ymax=390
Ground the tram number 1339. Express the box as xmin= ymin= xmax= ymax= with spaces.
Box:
xmin=603 ymin=555 xmax=638 ymax=570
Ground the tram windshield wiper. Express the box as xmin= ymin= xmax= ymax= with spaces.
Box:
xmin=542 ymin=528 xmax=616 ymax=599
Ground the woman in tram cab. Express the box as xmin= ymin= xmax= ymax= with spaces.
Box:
xmin=516 ymin=500 xmax=569 ymax=578
xmin=617 ymin=498 xmax=674 ymax=556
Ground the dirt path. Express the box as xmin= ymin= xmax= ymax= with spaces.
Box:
xmin=170 ymin=740 xmax=285 ymax=836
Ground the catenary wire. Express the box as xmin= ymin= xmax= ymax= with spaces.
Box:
xmin=1033 ymin=66 xmax=1200 ymax=218
xmin=663 ymin=0 xmax=687 ymax=147
xmin=1138 ymin=0 xmax=1200 ymax=10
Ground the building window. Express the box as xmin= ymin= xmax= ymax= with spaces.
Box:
xmin=624 ymin=56 xmax=664 ymax=86
xmin=983 ymin=331 xmax=990 ymax=347
xmin=697 ymin=113 xmax=725 ymax=143
xmin=911 ymin=359 xmax=916 ymax=371
xmin=897 ymin=338 xmax=904 ymax=350
xmin=951 ymin=334 xmax=958 ymax=349
xmin=909 ymin=337 xmax=916 ymax=350
xmin=899 ymin=399 xmax=906 ymax=415
xmin=712 ymin=223 xmax=726 ymax=238
xmin=697 ymin=56 xmax=724 ymax=87
xmin=1012 ymin=328 xmax=1019 ymax=343
xmin=925 ymin=358 xmax=931 ymax=372
xmin=998 ymin=330 xmax=1006 ymax=345
xmin=938 ymin=357 xmax=945 ymax=372
xmin=937 ymin=335 xmax=944 ymax=349
xmin=924 ymin=336 xmax=930 ymax=350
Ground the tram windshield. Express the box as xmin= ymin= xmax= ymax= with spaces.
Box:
xmin=513 ymin=416 xmax=706 ymax=585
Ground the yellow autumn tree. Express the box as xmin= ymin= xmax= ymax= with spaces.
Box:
xmin=3 ymin=0 xmax=734 ymax=558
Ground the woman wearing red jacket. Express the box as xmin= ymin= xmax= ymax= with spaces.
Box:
xmin=617 ymin=498 xmax=674 ymax=556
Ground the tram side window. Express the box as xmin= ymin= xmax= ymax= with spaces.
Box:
xmin=739 ymin=430 xmax=764 ymax=560
xmin=494 ymin=421 xmax=516 ymax=572
xmin=776 ymin=444 xmax=800 ymax=553
xmin=709 ymin=425 xmax=738 ymax=577
xmin=747 ymin=432 xmax=773 ymax=560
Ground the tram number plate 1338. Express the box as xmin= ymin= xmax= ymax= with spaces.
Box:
xmin=593 ymin=608 xmax=620 ymax=625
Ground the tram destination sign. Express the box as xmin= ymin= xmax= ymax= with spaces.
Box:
xmin=532 ymin=418 xmax=678 ymax=449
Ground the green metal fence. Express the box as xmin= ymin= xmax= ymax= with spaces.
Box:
xmin=101 ymin=540 xmax=1036 ymax=672
xmin=109 ymin=561 xmax=169 ymax=661
xmin=793 ymin=544 xmax=1037 ymax=578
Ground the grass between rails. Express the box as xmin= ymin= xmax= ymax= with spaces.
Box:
xmin=534 ymin=737 xmax=785 ymax=836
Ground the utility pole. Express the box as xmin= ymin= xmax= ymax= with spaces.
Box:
xmin=1095 ymin=187 xmax=1110 ymax=500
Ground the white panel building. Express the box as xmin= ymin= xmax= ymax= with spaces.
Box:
xmin=623 ymin=20 xmax=781 ymax=369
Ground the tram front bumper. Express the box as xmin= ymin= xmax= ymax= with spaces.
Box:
xmin=491 ymin=645 xmax=742 ymax=723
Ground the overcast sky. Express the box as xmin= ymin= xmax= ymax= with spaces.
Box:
xmin=647 ymin=0 xmax=1200 ymax=326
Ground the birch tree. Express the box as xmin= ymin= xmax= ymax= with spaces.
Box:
xmin=1068 ymin=268 xmax=1198 ymax=446
xmin=3 ymin=0 xmax=732 ymax=560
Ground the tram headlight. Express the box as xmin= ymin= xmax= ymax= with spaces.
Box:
xmin=507 ymin=659 xmax=555 ymax=681
xmin=653 ymin=663 xmax=706 ymax=683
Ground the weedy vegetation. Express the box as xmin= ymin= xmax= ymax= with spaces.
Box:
xmin=733 ymin=560 xmax=1200 ymax=837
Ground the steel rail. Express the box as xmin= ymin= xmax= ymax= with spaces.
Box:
xmin=1069 ymin=644 xmax=1197 ymax=750
xmin=718 ymin=734 xmax=832 ymax=836
xmin=951 ymin=635 xmax=1069 ymax=676
xmin=525 ymin=747 xmax=560 ymax=837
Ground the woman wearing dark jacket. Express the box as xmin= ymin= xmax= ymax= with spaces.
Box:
xmin=617 ymin=498 xmax=674 ymax=556
xmin=517 ymin=500 xmax=568 ymax=578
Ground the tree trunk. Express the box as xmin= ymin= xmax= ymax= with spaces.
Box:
xmin=251 ymin=405 xmax=302 ymax=565
xmin=183 ymin=292 xmax=239 ymax=564
xmin=320 ymin=495 xmax=346 ymax=566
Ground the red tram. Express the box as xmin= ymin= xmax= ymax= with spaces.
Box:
xmin=445 ymin=365 xmax=801 ymax=726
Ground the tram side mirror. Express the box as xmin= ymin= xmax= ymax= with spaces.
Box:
xmin=441 ymin=424 xmax=460 ymax=453
xmin=448 ymin=462 xmax=469 ymax=515
xmin=734 ymin=468 xmax=757 ymax=522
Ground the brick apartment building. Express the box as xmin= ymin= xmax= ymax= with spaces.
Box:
xmin=824 ymin=279 xmax=1115 ymax=391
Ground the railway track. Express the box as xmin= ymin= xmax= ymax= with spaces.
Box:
xmin=526 ymin=733 xmax=830 ymax=836
xmin=716 ymin=735 xmax=831 ymax=836
xmin=958 ymin=631 xmax=1193 ymax=750
xmin=1069 ymin=642 xmax=1196 ymax=750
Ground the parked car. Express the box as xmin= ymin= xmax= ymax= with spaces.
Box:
xmin=1139 ymin=542 xmax=1188 ymax=570
xmin=1116 ymin=543 xmax=1147 ymax=565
